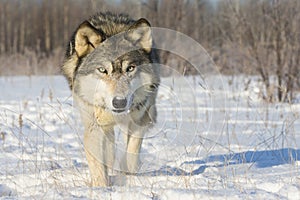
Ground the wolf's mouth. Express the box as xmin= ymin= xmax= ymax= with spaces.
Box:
xmin=112 ymin=109 xmax=126 ymax=113
xmin=111 ymin=108 xmax=130 ymax=115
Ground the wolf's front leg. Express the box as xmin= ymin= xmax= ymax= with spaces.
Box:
xmin=123 ymin=105 xmax=157 ymax=174
xmin=126 ymin=135 xmax=143 ymax=173
xmin=123 ymin=125 xmax=147 ymax=173
xmin=84 ymin=125 xmax=115 ymax=187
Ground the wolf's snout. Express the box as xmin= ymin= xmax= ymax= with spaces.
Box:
xmin=112 ymin=97 xmax=127 ymax=109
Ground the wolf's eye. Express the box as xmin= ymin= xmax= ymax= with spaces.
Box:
xmin=97 ymin=67 xmax=107 ymax=74
xmin=126 ymin=65 xmax=136 ymax=73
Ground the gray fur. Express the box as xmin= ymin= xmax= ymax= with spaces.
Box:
xmin=61 ymin=12 xmax=160 ymax=187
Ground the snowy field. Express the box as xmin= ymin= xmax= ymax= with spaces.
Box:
xmin=0 ymin=75 xmax=299 ymax=199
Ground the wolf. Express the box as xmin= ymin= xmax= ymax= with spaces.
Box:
xmin=61 ymin=12 xmax=160 ymax=187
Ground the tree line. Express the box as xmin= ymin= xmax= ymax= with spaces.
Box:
xmin=0 ymin=0 xmax=299 ymax=102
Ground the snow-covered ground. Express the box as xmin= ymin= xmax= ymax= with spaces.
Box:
xmin=0 ymin=75 xmax=299 ymax=199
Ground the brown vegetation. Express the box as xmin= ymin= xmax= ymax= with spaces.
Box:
xmin=0 ymin=0 xmax=299 ymax=101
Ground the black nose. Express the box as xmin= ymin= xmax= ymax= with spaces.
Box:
xmin=112 ymin=97 xmax=127 ymax=109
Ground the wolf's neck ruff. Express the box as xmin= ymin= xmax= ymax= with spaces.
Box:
xmin=94 ymin=106 xmax=115 ymax=126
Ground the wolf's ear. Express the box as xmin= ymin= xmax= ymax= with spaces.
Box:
xmin=74 ymin=21 xmax=104 ymax=57
xmin=126 ymin=18 xmax=152 ymax=53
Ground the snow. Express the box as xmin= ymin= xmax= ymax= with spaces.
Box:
xmin=0 ymin=75 xmax=299 ymax=199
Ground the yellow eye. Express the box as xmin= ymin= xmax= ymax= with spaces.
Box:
xmin=97 ymin=67 xmax=107 ymax=74
xmin=126 ymin=65 xmax=136 ymax=73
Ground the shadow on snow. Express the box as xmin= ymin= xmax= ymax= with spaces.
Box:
xmin=138 ymin=148 xmax=300 ymax=176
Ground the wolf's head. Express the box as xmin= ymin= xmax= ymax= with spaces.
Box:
xmin=62 ymin=14 xmax=159 ymax=115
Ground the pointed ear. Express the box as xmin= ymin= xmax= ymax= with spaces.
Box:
xmin=74 ymin=21 xmax=105 ymax=57
xmin=126 ymin=18 xmax=153 ymax=53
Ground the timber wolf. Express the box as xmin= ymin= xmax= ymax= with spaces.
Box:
xmin=61 ymin=12 xmax=160 ymax=187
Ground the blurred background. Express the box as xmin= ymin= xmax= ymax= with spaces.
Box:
xmin=0 ymin=0 xmax=299 ymax=102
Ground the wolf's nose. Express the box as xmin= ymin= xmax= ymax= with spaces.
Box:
xmin=112 ymin=97 xmax=127 ymax=109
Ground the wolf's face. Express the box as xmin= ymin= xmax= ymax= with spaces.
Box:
xmin=71 ymin=19 xmax=158 ymax=115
